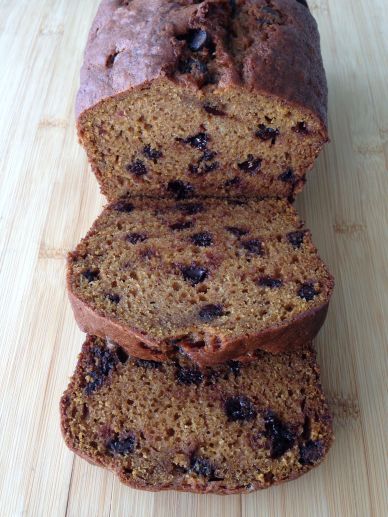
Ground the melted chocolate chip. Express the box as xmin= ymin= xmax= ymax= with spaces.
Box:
xmin=203 ymin=104 xmax=226 ymax=116
xmin=107 ymin=293 xmax=120 ymax=304
xmin=201 ymin=150 xmax=217 ymax=162
xmin=227 ymin=360 xmax=241 ymax=376
xmin=107 ymin=433 xmax=136 ymax=455
xmin=135 ymin=359 xmax=162 ymax=369
xmin=181 ymin=265 xmax=209 ymax=285
xmin=278 ymin=169 xmax=297 ymax=184
xmin=111 ymin=201 xmax=134 ymax=213
xmin=176 ymin=366 xmax=203 ymax=385
xmin=264 ymin=411 xmax=296 ymax=459
xmin=258 ymin=276 xmax=283 ymax=288
xmin=298 ymin=282 xmax=319 ymax=301
xmin=225 ymin=226 xmax=249 ymax=238
xmin=179 ymin=132 xmax=209 ymax=150
xmin=126 ymin=159 xmax=148 ymax=176
xmin=191 ymin=232 xmax=213 ymax=247
xmin=170 ymin=220 xmax=194 ymax=231
xmin=225 ymin=396 xmax=257 ymax=422
xmin=224 ymin=176 xmax=241 ymax=188
xmin=126 ymin=233 xmax=147 ymax=244
xmin=176 ymin=202 xmax=204 ymax=215
xmin=241 ymin=239 xmax=263 ymax=255
xmin=299 ymin=440 xmax=325 ymax=465
xmin=168 ymin=180 xmax=195 ymax=200
xmin=292 ymin=121 xmax=309 ymax=133
xmin=190 ymin=456 xmax=215 ymax=478
xmin=203 ymin=162 xmax=219 ymax=173
xmin=83 ymin=269 xmax=99 ymax=282
xmin=84 ymin=346 xmax=118 ymax=395
xmin=255 ymin=124 xmax=280 ymax=145
xmin=143 ymin=144 xmax=163 ymax=162
xmin=116 ymin=347 xmax=129 ymax=364
xmin=238 ymin=155 xmax=262 ymax=175
xmin=287 ymin=231 xmax=306 ymax=248
xmin=199 ymin=304 xmax=224 ymax=322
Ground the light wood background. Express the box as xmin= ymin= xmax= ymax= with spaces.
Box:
xmin=0 ymin=1 xmax=387 ymax=515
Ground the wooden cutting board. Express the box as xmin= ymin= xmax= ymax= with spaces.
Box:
xmin=0 ymin=1 xmax=387 ymax=515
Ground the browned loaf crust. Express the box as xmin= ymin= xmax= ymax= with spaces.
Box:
xmin=67 ymin=197 xmax=334 ymax=366
xmin=60 ymin=335 xmax=333 ymax=494
xmin=77 ymin=0 xmax=328 ymax=201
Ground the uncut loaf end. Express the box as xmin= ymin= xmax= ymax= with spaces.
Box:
xmin=77 ymin=0 xmax=328 ymax=202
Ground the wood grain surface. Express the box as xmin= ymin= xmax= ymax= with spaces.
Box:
xmin=0 ymin=1 xmax=387 ymax=515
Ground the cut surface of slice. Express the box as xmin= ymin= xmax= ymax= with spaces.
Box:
xmin=67 ymin=196 xmax=334 ymax=366
xmin=77 ymin=0 xmax=328 ymax=200
xmin=61 ymin=336 xmax=333 ymax=494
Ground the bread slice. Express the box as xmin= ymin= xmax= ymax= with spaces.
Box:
xmin=77 ymin=0 xmax=328 ymax=201
xmin=61 ymin=335 xmax=333 ymax=494
xmin=67 ymin=196 xmax=334 ymax=366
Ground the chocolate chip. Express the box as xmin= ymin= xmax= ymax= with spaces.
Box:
xmin=187 ymin=29 xmax=208 ymax=51
xmin=299 ymin=440 xmax=325 ymax=465
xmin=224 ymin=176 xmax=241 ymax=188
xmin=126 ymin=233 xmax=147 ymax=244
xmin=126 ymin=159 xmax=147 ymax=176
xmin=203 ymin=104 xmax=226 ymax=116
xmin=135 ymin=359 xmax=162 ymax=369
xmin=225 ymin=396 xmax=257 ymax=422
xmin=107 ymin=293 xmax=120 ymax=304
xmin=255 ymin=124 xmax=280 ymax=145
xmin=227 ymin=360 xmax=241 ymax=376
xmin=176 ymin=366 xmax=203 ymax=385
xmin=278 ymin=169 xmax=296 ymax=184
xmin=199 ymin=304 xmax=224 ymax=322
xmin=298 ymin=282 xmax=319 ymax=301
xmin=170 ymin=220 xmax=194 ymax=231
xmin=258 ymin=276 xmax=283 ymax=288
xmin=176 ymin=202 xmax=204 ymax=215
xmin=84 ymin=346 xmax=118 ymax=395
xmin=264 ymin=411 xmax=296 ymax=458
xmin=203 ymin=162 xmax=219 ymax=173
xmin=143 ymin=144 xmax=163 ymax=162
xmin=83 ymin=269 xmax=99 ymax=282
xmin=116 ymin=347 xmax=129 ymax=364
xmin=181 ymin=265 xmax=209 ymax=285
xmin=225 ymin=226 xmax=249 ymax=238
xmin=296 ymin=0 xmax=309 ymax=9
xmin=287 ymin=231 xmax=305 ymax=248
xmin=107 ymin=433 xmax=136 ymax=455
xmin=241 ymin=239 xmax=263 ymax=255
xmin=168 ymin=180 xmax=195 ymax=200
xmin=190 ymin=456 xmax=215 ymax=478
xmin=191 ymin=232 xmax=213 ymax=247
xmin=179 ymin=132 xmax=209 ymax=150
xmin=105 ymin=51 xmax=119 ymax=68
xmin=292 ymin=121 xmax=309 ymax=133
xmin=111 ymin=200 xmax=134 ymax=213
xmin=201 ymin=150 xmax=217 ymax=162
xmin=238 ymin=155 xmax=262 ymax=175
